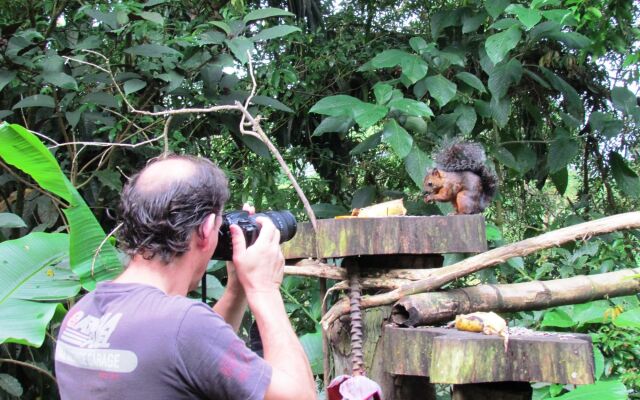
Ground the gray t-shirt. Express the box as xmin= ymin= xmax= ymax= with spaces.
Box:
xmin=55 ymin=282 xmax=271 ymax=399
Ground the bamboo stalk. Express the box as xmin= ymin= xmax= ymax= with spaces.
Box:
xmin=392 ymin=268 xmax=640 ymax=326
xmin=321 ymin=212 xmax=640 ymax=329
xmin=283 ymin=262 xmax=437 ymax=281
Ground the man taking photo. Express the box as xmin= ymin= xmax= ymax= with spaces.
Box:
xmin=54 ymin=155 xmax=316 ymax=400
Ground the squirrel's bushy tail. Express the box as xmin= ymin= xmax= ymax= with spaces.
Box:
xmin=434 ymin=139 xmax=498 ymax=207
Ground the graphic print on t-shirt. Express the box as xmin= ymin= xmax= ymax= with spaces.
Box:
xmin=56 ymin=311 xmax=138 ymax=373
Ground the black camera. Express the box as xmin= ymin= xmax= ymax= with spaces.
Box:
xmin=212 ymin=210 xmax=297 ymax=260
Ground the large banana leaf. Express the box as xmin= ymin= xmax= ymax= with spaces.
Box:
xmin=0 ymin=232 xmax=79 ymax=346
xmin=0 ymin=122 xmax=122 ymax=289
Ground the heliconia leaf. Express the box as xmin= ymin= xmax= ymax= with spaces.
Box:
xmin=243 ymin=7 xmax=294 ymax=23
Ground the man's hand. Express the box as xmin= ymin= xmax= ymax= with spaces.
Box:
xmin=230 ymin=216 xmax=285 ymax=294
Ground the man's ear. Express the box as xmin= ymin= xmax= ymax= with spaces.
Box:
xmin=198 ymin=213 xmax=218 ymax=241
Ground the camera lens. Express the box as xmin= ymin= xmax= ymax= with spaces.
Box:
xmin=257 ymin=211 xmax=297 ymax=243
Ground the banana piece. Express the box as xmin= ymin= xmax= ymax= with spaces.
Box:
xmin=454 ymin=311 xmax=509 ymax=351
xmin=351 ymin=199 xmax=407 ymax=218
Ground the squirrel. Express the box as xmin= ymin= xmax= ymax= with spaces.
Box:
xmin=422 ymin=140 xmax=498 ymax=214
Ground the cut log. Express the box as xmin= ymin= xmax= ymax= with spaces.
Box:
xmin=322 ymin=212 xmax=640 ymax=329
xmin=392 ymin=268 xmax=640 ymax=326
xmin=383 ymin=326 xmax=594 ymax=385
xmin=282 ymin=215 xmax=487 ymax=259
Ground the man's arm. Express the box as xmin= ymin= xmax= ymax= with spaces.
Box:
xmin=231 ymin=219 xmax=316 ymax=400
xmin=212 ymin=267 xmax=247 ymax=332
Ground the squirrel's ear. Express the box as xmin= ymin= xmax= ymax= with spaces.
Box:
xmin=431 ymin=169 xmax=441 ymax=177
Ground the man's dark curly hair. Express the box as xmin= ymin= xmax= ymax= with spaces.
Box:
xmin=117 ymin=155 xmax=229 ymax=264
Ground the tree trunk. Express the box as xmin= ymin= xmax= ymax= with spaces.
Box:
xmin=392 ymin=268 xmax=640 ymax=326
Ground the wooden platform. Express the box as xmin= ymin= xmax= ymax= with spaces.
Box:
xmin=383 ymin=326 xmax=594 ymax=385
xmin=282 ymin=215 xmax=487 ymax=259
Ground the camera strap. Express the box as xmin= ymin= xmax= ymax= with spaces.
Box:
xmin=201 ymin=275 xmax=207 ymax=303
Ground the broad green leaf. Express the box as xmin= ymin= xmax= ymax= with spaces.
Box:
xmin=540 ymin=67 xmax=583 ymax=119
xmin=424 ymin=74 xmax=457 ymax=107
xmin=541 ymin=9 xmax=574 ymax=25
xmin=490 ymin=18 xmax=521 ymax=31
xmin=409 ymin=37 xmax=428 ymax=53
xmin=455 ymin=72 xmax=486 ymax=93
xmin=352 ymin=103 xmax=388 ymax=129
xmin=550 ymin=167 xmax=568 ymax=195
xmin=225 ymin=37 xmax=255 ymax=64
xmin=252 ymin=25 xmax=300 ymax=42
xmin=571 ymin=301 xmax=609 ymax=325
xmin=382 ymin=119 xmax=413 ymax=158
xmin=0 ymin=70 xmax=17 ymax=92
xmin=462 ymin=9 xmax=487 ymax=33
xmin=82 ymin=91 xmax=118 ymax=108
xmin=0 ymin=299 xmax=64 ymax=346
xmin=0 ymin=123 xmax=122 ymax=288
xmin=238 ymin=133 xmax=271 ymax=159
xmin=455 ymin=104 xmax=477 ymax=135
xmin=243 ymin=7 xmax=294 ymax=23
xmin=485 ymin=25 xmax=522 ymax=64
xmin=399 ymin=54 xmax=429 ymax=84
xmin=488 ymin=58 xmax=522 ymax=98
xmin=351 ymin=131 xmax=382 ymax=155
xmin=613 ymin=308 xmax=640 ymax=328
xmin=0 ymin=213 xmax=26 ymax=228
xmin=0 ymin=110 xmax=13 ymax=119
xmin=42 ymin=72 xmax=78 ymax=91
xmin=351 ymin=186 xmax=376 ymax=209
xmin=404 ymin=145 xmax=433 ymax=188
xmin=547 ymin=31 xmax=591 ymax=49
xmin=374 ymin=83 xmax=393 ymax=105
xmin=609 ymin=151 xmax=640 ymax=198
xmin=490 ymin=96 xmax=511 ymax=128
xmin=84 ymin=9 xmax=119 ymax=30
xmin=157 ymin=70 xmax=184 ymax=93
xmin=75 ymin=35 xmax=102 ymax=50
xmin=430 ymin=9 xmax=460 ymax=38
xmin=310 ymin=95 xmax=362 ymax=117
xmin=589 ymin=112 xmax=622 ymax=139
xmin=199 ymin=31 xmax=226 ymax=45
xmin=554 ymin=380 xmax=627 ymax=399
xmin=313 ymin=116 xmax=353 ymax=136
xmin=12 ymin=95 xmax=55 ymax=109
xmin=0 ymin=373 xmax=23 ymax=397
xmin=403 ymin=116 xmax=428 ymax=134
xmin=593 ymin=347 xmax=604 ymax=381
xmin=506 ymin=4 xmax=541 ymax=30
xmin=299 ymin=330 xmax=323 ymax=374
xmin=610 ymin=87 xmax=637 ymax=114
xmin=211 ymin=21 xmax=231 ymax=35
xmin=541 ymin=308 xmax=575 ymax=328
xmin=0 ymin=233 xmax=76 ymax=346
xmin=138 ymin=11 xmax=164 ymax=25
xmin=197 ymin=274 xmax=224 ymax=300
xmin=485 ymin=0 xmax=510 ymax=19
xmin=124 ymin=79 xmax=147 ymax=95
xmin=523 ymin=69 xmax=550 ymax=89
xmin=366 ymin=50 xmax=428 ymax=84
xmin=388 ymin=98 xmax=433 ymax=118
xmin=311 ymin=203 xmax=349 ymax=218
xmin=251 ymin=95 xmax=293 ymax=112
xmin=547 ymin=131 xmax=580 ymax=173
xmin=124 ymin=44 xmax=181 ymax=57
